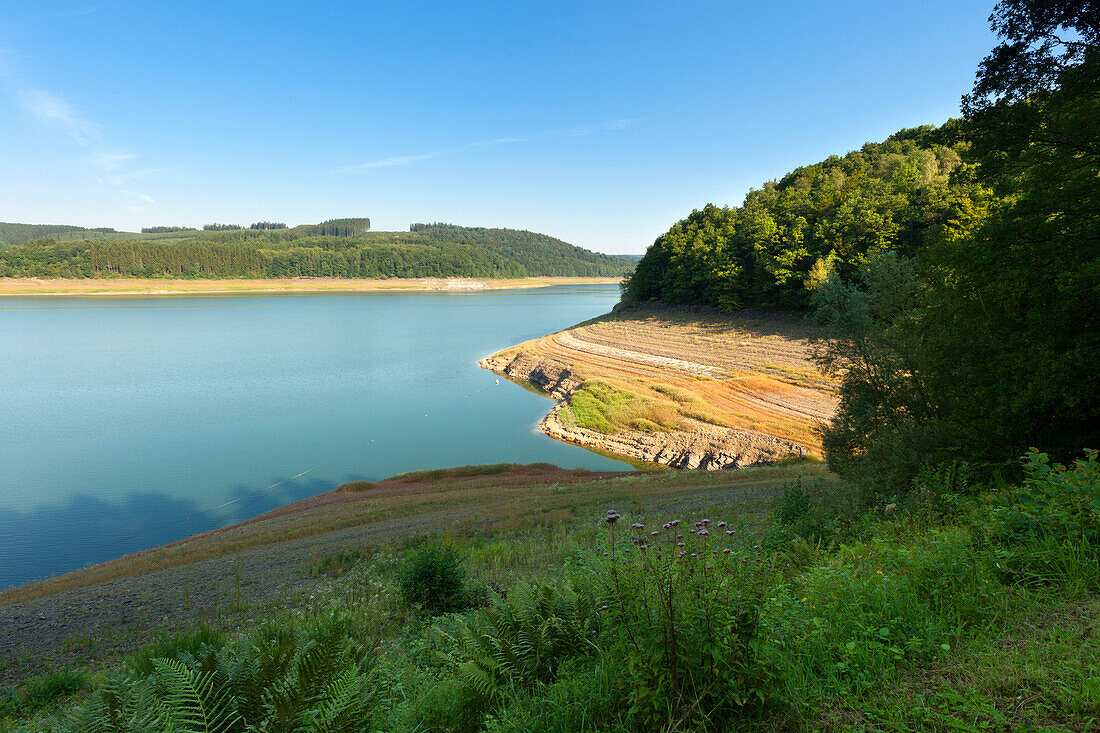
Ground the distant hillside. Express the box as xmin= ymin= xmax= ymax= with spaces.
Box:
xmin=0 ymin=223 xmax=117 ymax=247
xmin=0 ymin=221 xmax=632 ymax=279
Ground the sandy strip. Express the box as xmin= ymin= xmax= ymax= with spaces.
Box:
xmin=0 ymin=276 xmax=623 ymax=297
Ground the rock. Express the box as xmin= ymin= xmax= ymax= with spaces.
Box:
xmin=481 ymin=352 xmax=808 ymax=470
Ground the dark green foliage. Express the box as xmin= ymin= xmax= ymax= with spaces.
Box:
xmin=140 ymin=226 xmax=196 ymax=234
xmin=813 ymin=1 xmax=1099 ymax=493
xmin=0 ymin=669 xmax=89 ymax=718
xmin=812 ymin=251 xmax=939 ymax=492
xmin=975 ymin=450 xmax=1100 ymax=590
xmin=404 ymin=676 xmax=489 ymax=733
xmin=311 ymin=550 xmax=364 ymax=577
xmin=0 ymin=224 xmax=631 ymax=279
xmin=125 ymin=625 xmax=226 ymax=678
xmin=486 ymin=659 xmax=632 ymax=733
xmin=0 ymin=223 xmax=100 ymax=247
xmin=399 ymin=545 xmax=469 ymax=614
xmin=625 ymin=125 xmax=987 ymax=311
xmin=248 ymin=222 xmax=286 ymax=230
xmin=412 ymin=578 xmax=601 ymax=731
xmin=302 ymin=218 xmax=371 ymax=237
xmin=50 ymin=612 xmax=378 ymax=733
xmin=202 ymin=223 xmax=243 ymax=231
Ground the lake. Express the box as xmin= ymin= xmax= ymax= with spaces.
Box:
xmin=0 ymin=285 xmax=629 ymax=588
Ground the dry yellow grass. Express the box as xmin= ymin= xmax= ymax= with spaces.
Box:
xmin=489 ymin=307 xmax=837 ymax=452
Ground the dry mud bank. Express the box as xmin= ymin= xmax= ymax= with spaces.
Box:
xmin=481 ymin=307 xmax=837 ymax=469
xmin=0 ymin=276 xmax=622 ymax=297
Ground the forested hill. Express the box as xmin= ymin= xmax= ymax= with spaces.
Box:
xmin=0 ymin=223 xmax=631 ymax=279
xmin=625 ymin=123 xmax=990 ymax=310
xmin=0 ymin=223 xmax=118 ymax=246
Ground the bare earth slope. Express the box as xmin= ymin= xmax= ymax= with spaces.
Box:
xmin=0 ymin=463 xmax=823 ymax=683
xmin=481 ymin=306 xmax=837 ymax=469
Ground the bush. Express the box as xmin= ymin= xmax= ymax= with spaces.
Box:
xmin=125 ymin=624 xmax=226 ymax=677
xmin=399 ymin=544 xmax=469 ymax=614
xmin=50 ymin=612 xmax=379 ymax=733
xmin=975 ymin=449 xmax=1100 ymax=589
xmin=764 ymin=477 xmax=873 ymax=551
xmin=409 ymin=578 xmax=600 ymax=732
xmin=761 ymin=528 xmax=1003 ymax=702
xmin=596 ymin=513 xmax=776 ymax=729
xmin=0 ymin=669 xmax=88 ymax=718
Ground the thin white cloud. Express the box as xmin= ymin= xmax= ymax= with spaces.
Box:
xmin=86 ymin=150 xmax=137 ymax=172
xmin=341 ymin=117 xmax=639 ymax=173
xmin=346 ymin=152 xmax=444 ymax=171
xmin=107 ymin=164 xmax=180 ymax=185
xmin=1 ymin=50 xmax=176 ymax=209
xmin=119 ymin=189 xmax=155 ymax=203
xmin=19 ymin=88 xmax=99 ymax=143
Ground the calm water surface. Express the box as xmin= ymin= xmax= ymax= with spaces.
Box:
xmin=0 ymin=285 xmax=629 ymax=588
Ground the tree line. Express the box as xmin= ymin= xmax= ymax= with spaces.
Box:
xmin=0 ymin=224 xmax=632 ymax=279
xmin=625 ymin=0 xmax=1099 ymax=495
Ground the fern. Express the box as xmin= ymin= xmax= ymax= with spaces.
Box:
xmin=451 ymin=578 xmax=600 ymax=700
xmin=152 ymin=658 xmax=239 ymax=733
xmin=50 ymin=613 xmax=378 ymax=733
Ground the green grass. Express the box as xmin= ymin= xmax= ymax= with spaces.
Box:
xmin=560 ymin=379 xmax=679 ymax=434
xmin=6 ymin=460 xmax=1098 ymax=732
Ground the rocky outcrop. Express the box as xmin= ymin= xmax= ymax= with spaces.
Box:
xmin=479 ymin=351 xmax=809 ymax=470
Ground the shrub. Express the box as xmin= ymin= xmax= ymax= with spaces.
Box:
xmin=596 ymin=513 xmax=776 ymax=729
xmin=975 ymin=449 xmax=1100 ymax=589
xmin=125 ymin=624 xmax=226 ymax=677
xmin=764 ymin=477 xmax=872 ymax=551
xmin=399 ymin=544 xmax=469 ymax=614
xmin=311 ymin=549 xmax=364 ymax=577
xmin=410 ymin=578 xmax=601 ymax=732
xmin=0 ymin=669 xmax=89 ymax=718
xmin=50 ymin=612 xmax=379 ymax=733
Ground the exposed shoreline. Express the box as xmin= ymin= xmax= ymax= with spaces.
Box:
xmin=479 ymin=307 xmax=836 ymax=470
xmin=0 ymin=276 xmax=623 ymax=297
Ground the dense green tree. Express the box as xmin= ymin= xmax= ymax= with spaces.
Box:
xmin=816 ymin=0 xmax=1099 ymax=491
xmin=0 ymin=224 xmax=632 ymax=279
xmin=625 ymin=126 xmax=989 ymax=310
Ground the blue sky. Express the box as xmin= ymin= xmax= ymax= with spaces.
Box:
xmin=1 ymin=1 xmax=997 ymax=254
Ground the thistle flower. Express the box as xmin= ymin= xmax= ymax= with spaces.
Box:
xmin=631 ymin=522 xmax=645 ymax=530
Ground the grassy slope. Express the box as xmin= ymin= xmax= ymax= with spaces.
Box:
xmin=0 ymin=462 xmax=819 ymax=606
xmin=1 ymin=461 xmax=1097 ymax=731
